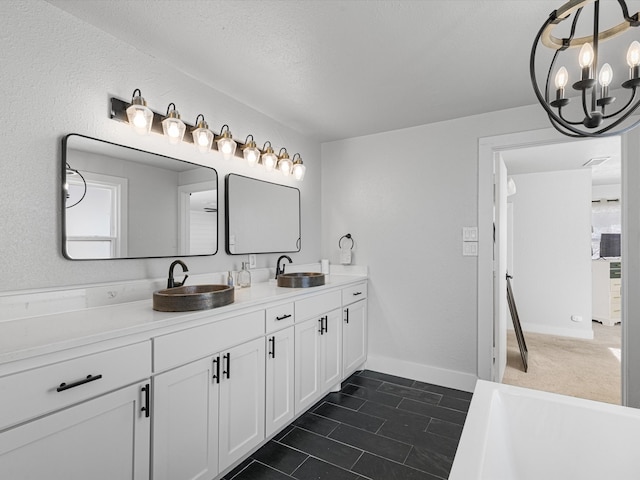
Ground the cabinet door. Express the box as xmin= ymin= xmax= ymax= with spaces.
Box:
xmin=320 ymin=308 xmax=343 ymax=392
xmin=0 ymin=382 xmax=150 ymax=480
xmin=218 ymin=337 xmax=266 ymax=472
xmin=343 ymin=300 xmax=367 ymax=378
xmin=153 ymin=357 xmax=219 ymax=480
xmin=295 ymin=317 xmax=322 ymax=414
xmin=265 ymin=326 xmax=295 ymax=438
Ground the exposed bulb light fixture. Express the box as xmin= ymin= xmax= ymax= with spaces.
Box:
xmin=216 ymin=124 xmax=237 ymax=160
xmin=161 ymin=103 xmax=186 ymax=144
xmin=126 ymin=89 xmax=154 ymax=135
xmin=109 ymin=93 xmax=308 ymax=181
xmin=64 ymin=162 xmax=87 ymax=208
xmin=242 ymin=134 xmax=261 ymax=167
xmin=292 ymin=153 xmax=306 ymax=181
xmin=192 ymin=114 xmax=214 ymax=153
xmin=277 ymin=148 xmax=293 ymax=176
xmin=531 ymin=0 xmax=640 ymax=137
xmin=261 ymin=141 xmax=278 ymax=172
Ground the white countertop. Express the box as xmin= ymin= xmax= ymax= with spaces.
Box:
xmin=0 ymin=274 xmax=366 ymax=368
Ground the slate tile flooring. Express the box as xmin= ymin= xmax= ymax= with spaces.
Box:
xmin=222 ymin=370 xmax=472 ymax=480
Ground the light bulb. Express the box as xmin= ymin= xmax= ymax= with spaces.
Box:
xmin=599 ymin=63 xmax=613 ymax=87
xmin=293 ymin=163 xmax=306 ymax=181
xmin=125 ymin=89 xmax=153 ymax=135
xmin=133 ymin=110 xmax=147 ymax=128
xmin=279 ymin=158 xmax=293 ymax=176
xmin=578 ymin=43 xmax=594 ymax=68
xmin=197 ymin=131 xmax=209 ymax=146
xmin=555 ymin=66 xmax=569 ymax=89
xmin=627 ymin=40 xmax=640 ymax=67
xmin=244 ymin=148 xmax=260 ymax=167
xmin=262 ymin=153 xmax=277 ymax=172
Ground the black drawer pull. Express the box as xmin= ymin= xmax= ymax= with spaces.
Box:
xmin=268 ymin=336 xmax=276 ymax=358
xmin=276 ymin=314 xmax=292 ymax=321
xmin=141 ymin=384 xmax=150 ymax=418
xmin=212 ymin=356 xmax=220 ymax=383
xmin=353 ymin=292 xmax=363 ymax=296
xmin=344 ymin=308 xmax=349 ymax=323
xmin=56 ymin=374 xmax=103 ymax=392
xmin=223 ymin=352 xmax=231 ymax=379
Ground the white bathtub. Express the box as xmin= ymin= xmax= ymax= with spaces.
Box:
xmin=449 ymin=380 xmax=640 ymax=480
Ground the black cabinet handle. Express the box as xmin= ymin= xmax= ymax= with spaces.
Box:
xmin=223 ymin=352 xmax=231 ymax=379
xmin=353 ymin=292 xmax=362 ymax=296
xmin=276 ymin=314 xmax=292 ymax=321
xmin=212 ymin=356 xmax=220 ymax=383
xmin=318 ymin=315 xmax=328 ymax=334
xmin=56 ymin=374 xmax=103 ymax=392
xmin=141 ymin=384 xmax=150 ymax=418
xmin=268 ymin=336 xmax=276 ymax=358
xmin=344 ymin=308 xmax=350 ymax=323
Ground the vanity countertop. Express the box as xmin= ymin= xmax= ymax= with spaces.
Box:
xmin=0 ymin=274 xmax=366 ymax=368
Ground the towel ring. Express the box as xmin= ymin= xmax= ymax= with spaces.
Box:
xmin=339 ymin=233 xmax=354 ymax=250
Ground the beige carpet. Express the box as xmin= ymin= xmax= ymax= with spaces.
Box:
xmin=502 ymin=322 xmax=621 ymax=404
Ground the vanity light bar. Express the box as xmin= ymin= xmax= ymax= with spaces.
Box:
xmin=109 ymin=96 xmax=306 ymax=181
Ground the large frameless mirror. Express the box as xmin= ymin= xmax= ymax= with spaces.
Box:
xmin=62 ymin=134 xmax=218 ymax=260
xmin=225 ymin=174 xmax=300 ymax=254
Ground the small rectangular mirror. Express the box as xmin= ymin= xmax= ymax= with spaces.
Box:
xmin=62 ymin=134 xmax=218 ymax=259
xmin=225 ymin=174 xmax=301 ymax=254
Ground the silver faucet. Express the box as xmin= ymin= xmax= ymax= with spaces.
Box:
xmin=275 ymin=255 xmax=292 ymax=279
xmin=167 ymin=260 xmax=189 ymax=288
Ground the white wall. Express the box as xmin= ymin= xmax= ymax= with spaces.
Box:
xmin=1 ymin=1 xmax=321 ymax=292
xmin=321 ymin=105 xmax=552 ymax=391
xmin=510 ymin=170 xmax=593 ymax=339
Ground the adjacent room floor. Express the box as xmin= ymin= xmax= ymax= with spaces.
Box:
xmin=503 ymin=321 xmax=621 ymax=404
xmin=222 ymin=370 xmax=471 ymax=480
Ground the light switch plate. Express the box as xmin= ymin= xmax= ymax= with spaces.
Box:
xmin=463 ymin=242 xmax=478 ymax=256
xmin=463 ymin=227 xmax=478 ymax=241
xmin=248 ymin=254 xmax=256 ymax=268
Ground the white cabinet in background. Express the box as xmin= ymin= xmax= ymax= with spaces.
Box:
xmin=342 ymin=299 xmax=367 ymax=379
xmin=218 ymin=337 xmax=266 ymax=472
xmin=294 ymin=305 xmax=342 ymax=414
xmin=0 ymin=381 xmax=150 ymax=480
xmin=152 ymin=357 xmax=219 ymax=480
xmin=153 ymin=337 xmax=265 ymax=480
xmin=265 ymin=325 xmax=295 ymax=438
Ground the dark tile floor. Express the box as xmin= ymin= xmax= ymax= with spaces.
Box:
xmin=222 ymin=370 xmax=472 ymax=480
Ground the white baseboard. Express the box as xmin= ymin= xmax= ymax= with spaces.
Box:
xmin=365 ymin=354 xmax=477 ymax=393
xmin=513 ymin=322 xmax=594 ymax=340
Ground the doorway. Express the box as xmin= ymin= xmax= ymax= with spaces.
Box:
xmin=497 ymin=138 xmax=621 ymax=403
xmin=477 ymin=128 xmax=626 ymax=404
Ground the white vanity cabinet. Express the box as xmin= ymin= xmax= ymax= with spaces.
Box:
xmin=151 ymin=310 xmax=266 ymax=480
xmin=0 ymin=342 xmax=152 ymax=480
xmin=294 ymin=291 xmax=343 ymax=414
xmin=342 ymin=282 xmax=368 ymax=379
xmin=265 ymin=303 xmax=295 ymax=438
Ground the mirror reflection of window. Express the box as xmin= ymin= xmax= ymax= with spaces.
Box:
xmin=65 ymin=173 xmax=127 ymax=259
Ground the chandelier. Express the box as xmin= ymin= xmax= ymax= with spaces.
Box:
xmin=531 ymin=0 xmax=640 ymax=137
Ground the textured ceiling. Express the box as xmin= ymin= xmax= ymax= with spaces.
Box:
xmin=46 ymin=0 xmax=640 ymax=150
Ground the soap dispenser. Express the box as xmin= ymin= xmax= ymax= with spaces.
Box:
xmin=237 ymin=262 xmax=251 ymax=288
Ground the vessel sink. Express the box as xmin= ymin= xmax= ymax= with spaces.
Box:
xmin=277 ymin=272 xmax=325 ymax=288
xmin=153 ymin=284 xmax=234 ymax=312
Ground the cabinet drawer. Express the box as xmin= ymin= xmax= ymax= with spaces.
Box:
xmin=342 ymin=282 xmax=367 ymax=306
xmin=0 ymin=341 xmax=151 ymax=431
xmin=295 ymin=291 xmax=341 ymax=322
xmin=154 ymin=310 xmax=264 ymax=371
xmin=266 ymin=303 xmax=294 ymax=333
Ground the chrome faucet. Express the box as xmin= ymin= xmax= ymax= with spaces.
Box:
xmin=167 ymin=260 xmax=189 ymax=288
xmin=275 ymin=255 xmax=292 ymax=279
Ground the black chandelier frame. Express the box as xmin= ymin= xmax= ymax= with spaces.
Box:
xmin=530 ymin=0 xmax=640 ymax=137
